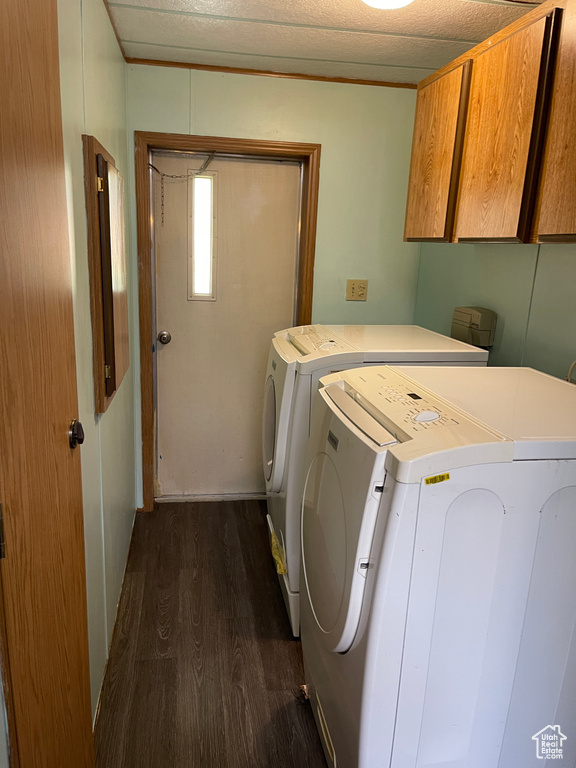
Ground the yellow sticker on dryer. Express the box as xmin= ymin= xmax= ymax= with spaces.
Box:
xmin=425 ymin=473 xmax=450 ymax=486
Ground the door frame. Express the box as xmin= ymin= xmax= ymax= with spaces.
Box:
xmin=135 ymin=131 xmax=321 ymax=512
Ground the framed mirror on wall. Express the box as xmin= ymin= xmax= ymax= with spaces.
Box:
xmin=82 ymin=135 xmax=129 ymax=413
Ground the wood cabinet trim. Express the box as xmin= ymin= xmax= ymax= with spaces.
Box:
xmin=537 ymin=232 xmax=576 ymax=243
xmin=532 ymin=0 xmax=576 ymax=239
xmin=445 ymin=59 xmax=473 ymax=242
xmin=521 ymin=8 xmax=563 ymax=242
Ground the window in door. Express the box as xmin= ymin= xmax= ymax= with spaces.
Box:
xmin=188 ymin=171 xmax=217 ymax=301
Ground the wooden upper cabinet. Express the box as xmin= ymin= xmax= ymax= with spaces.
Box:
xmin=404 ymin=61 xmax=471 ymax=241
xmin=455 ymin=12 xmax=560 ymax=242
xmin=534 ymin=1 xmax=576 ymax=241
xmin=403 ymin=0 xmax=576 ymax=244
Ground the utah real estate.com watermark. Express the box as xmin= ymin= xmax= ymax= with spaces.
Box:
xmin=532 ymin=725 xmax=567 ymax=760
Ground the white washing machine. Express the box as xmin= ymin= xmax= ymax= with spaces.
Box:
xmin=300 ymin=365 xmax=576 ymax=768
xmin=262 ymin=324 xmax=488 ymax=635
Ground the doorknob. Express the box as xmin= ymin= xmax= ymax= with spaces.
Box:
xmin=68 ymin=420 xmax=85 ymax=450
xmin=158 ymin=330 xmax=172 ymax=345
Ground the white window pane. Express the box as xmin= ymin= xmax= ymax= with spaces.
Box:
xmin=193 ymin=176 xmax=213 ymax=295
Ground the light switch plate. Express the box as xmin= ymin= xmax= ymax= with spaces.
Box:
xmin=346 ymin=279 xmax=368 ymax=301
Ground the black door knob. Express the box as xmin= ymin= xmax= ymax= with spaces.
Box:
xmin=69 ymin=419 xmax=85 ymax=450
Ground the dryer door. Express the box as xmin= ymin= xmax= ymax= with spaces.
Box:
xmin=262 ymin=336 xmax=298 ymax=493
xmin=301 ymin=386 xmax=395 ymax=653
xmin=262 ymin=375 xmax=277 ymax=484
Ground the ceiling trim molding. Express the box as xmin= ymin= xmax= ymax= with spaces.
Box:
xmin=125 ymin=57 xmax=418 ymax=88
xmin=103 ymin=0 xmax=128 ymax=58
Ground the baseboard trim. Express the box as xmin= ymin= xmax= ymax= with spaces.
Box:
xmin=154 ymin=493 xmax=267 ymax=503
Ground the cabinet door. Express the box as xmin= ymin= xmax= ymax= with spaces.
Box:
xmin=404 ymin=61 xmax=471 ymax=242
xmin=455 ymin=13 xmax=558 ymax=242
xmin=534 ymin=3 xmax=576 ymax=241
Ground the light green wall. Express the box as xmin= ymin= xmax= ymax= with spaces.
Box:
xmin=57 ymin=0 xmax=136 ymax=717
xmin=414 ymin=242 xmax=576 ymax=377
xmin=126 ymin=66 xmax=420 ymax=325
xmin=126 ymin=66 xmax=420 ymax=504
xmin=523 ymin=245 xmax=576 ymax=379
xmin=126 ymin=67 xmax=419 ymax=326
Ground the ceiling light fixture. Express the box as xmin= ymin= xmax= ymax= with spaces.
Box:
xmin=361 ymin=0 xmax=415 ymax=8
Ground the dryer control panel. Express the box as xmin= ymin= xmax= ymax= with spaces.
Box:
xmin=347 ymin=369 xmax=467 ymax=442
xmin=320 ymin=366 xmax=514 ymax=483
xmin=287 ymin=329 xmax=354 ymax=357
xmin=274 ymin=324 xmax=360 ymax=370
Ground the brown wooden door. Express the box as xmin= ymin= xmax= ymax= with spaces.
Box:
xmin=0 ymin=0 xmax=95 ymax=766
xmin=404 ymin=61 xmax=471 ymax=242
xmin=455 ymin=12 xmax=559 ymax=242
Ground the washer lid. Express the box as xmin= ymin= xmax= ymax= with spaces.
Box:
xmin=392 ymin=366 xmax=576 ymax=461
xmin=301 ymin=387 xmax=393 ymax=653
xmin=324 ymin=325 xmax=488 ymax=362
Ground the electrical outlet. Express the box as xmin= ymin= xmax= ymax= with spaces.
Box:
xmin=346 ymin=279 xmax=368 ymax=301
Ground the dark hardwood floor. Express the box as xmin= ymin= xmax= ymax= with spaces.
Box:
xmin=94 ymin=500 xmax=327 ymax=768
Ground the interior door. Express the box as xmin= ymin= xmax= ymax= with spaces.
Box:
xmin=0 ymin=0 xmax=94 ymax=765
xmin=154 ymin=153 xmax=301 ymax=498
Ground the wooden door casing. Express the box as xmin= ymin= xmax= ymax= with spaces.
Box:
xmin=135 ymin=132 xmax=321 ymax=512
xmin=0 ymin=0 xmax=95 ymax=765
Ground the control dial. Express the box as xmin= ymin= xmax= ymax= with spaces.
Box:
xmin=413 ymin=410 xmax=441 ymax=423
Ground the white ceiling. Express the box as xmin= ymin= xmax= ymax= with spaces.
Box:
xmin=107 ymin=0 xmax=543 ymax=85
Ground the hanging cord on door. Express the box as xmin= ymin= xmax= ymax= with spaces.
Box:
xmin=149 ymin=153 xmax=216 ymax=226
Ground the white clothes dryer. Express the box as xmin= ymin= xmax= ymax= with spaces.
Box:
xmin=300 ymin=365 xmax=576 ymax=768
xmin=261 ymin=324 xmax=488 ymax=635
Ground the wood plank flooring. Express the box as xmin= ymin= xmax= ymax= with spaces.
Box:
xmin=94 ymin=500 xmax=327 ymax=768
